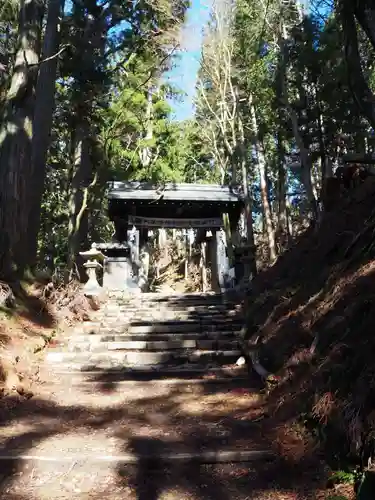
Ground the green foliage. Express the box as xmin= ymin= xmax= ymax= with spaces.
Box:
xmin=3 ymin=0 xmax=375 ymax=276
xmin=328 ymin=470 xmax=356 ymax=485
xmin=194 ymin=0 xmax=375 ymax=230
xmin=36 ymin=0 xmax=205 ymax=270
xmin=0 ymin=0 xmax=18 ymax=114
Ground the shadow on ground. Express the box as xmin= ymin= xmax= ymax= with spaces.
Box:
xmin=0 ymin=269 xmax=334 ymax=498
xmin=0 ymin=387 xmax=327 ymax=499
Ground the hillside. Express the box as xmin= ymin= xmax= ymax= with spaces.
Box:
xmin=245 ymin=176 xmax=375 ymax=472
xmin=0 ymin=281 xmax=97 ymax=401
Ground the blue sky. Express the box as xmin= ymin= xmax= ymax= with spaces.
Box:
xmin=65 ymin=0 xmax=210 ymax=121
xmin=165 ymin=0 xmax=212 ymax=121
xmin=165 ymin=0 xmax=333 ymax=122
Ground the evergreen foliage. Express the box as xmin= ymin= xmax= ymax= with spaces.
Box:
xmin=1 ymin=0 xmax=375 ymax=274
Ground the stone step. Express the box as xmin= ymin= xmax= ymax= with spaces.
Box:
xmin=129 ymin=316 xmax=244 ymax=324
xmin=64 ymin=339 xmax=241 ymax=353
xmin=41 ymin=374 xmax=252 ymax=386
xmin=0 ymin=449 xmax=274 ymax=464
xmin=46 ymin=349 xmax=242 ymax=368
xmin=52 ymin=362 xmax=241 ymax=372
xmin=108 ymin=311 xmax=233 ymax=317
xmin=127 ymin=320 xmax=243 ymax=334
xmin=108 ymin=300 xmax=232 ymax=310
xmin=95 ymin=308 xmax=242 ymax=319
xmin=101 ymin=311 xmax=241 ymax=322
xmin=62 ymin=330 xmax=239 ymax=343
xmin=108 ymin=299 xmax=239 ymax=309
xmin=75 ymin=321 xmax=243 ymax=336
xmin=51 ymin=365 xmax=249 ymax=380
xmin=95 ymin=314 xmax=242 ymax=326
xmin=110 ymin=291 xmax=229 ymax=301
xmin=112 ymin=302 xmax=240 ymax=311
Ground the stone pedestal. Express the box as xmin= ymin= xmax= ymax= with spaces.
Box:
xmin=103 ymin=257 xmax=138 ymax=291
xmin=96 ymin=242 xmax=140 ymax=293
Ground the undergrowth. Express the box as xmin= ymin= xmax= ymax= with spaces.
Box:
xmin=243 ymin=179 xmax=375 ymax=499
xmin=0 ymin=277 xmax=96 ymax=399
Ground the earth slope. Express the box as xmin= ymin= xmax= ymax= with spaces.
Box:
xmin=246 ymin=176 xmax=375 ymax=466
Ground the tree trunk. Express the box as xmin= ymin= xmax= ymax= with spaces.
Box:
xmin=341 ymin=0 xmax=375 ymax=130
xmin=315 ymin=88 xmax=329 ymax=185
xmin=278 ymin=25 xmax=318 ymax=222
xmin=67 ymin=122 xmax=92 ymax=280
xmin=249 ymin=96 xmax=276 ymax=262
xmin=351 ymin=0 xmax=375 ymax=51
xmin=28 ymin=0 xmax=64 ymax=268
xmin=65 ymin=4 xmax=107 ymax=278
xmin=283 ymin=89 xmax=318 ymax=221
xmin=276 ymin=128 xmax=289 ymax=248
xmin=0 ymin=0 xmax=44 ymax=278
xmin=242 ymin=188 xmax=257 ymax=278
xmin=238 ymin=113 xmax=257 ymax=278
xmin=139 ymin=86 xmax=154 ymax=170
xmin=275 ymin=41 xmax=288 ymax=247
xmin=286 ymin=196 xmax=293 ymax=238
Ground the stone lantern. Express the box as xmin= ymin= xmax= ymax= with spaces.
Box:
xmin=79 ymin=243 xmax=105 ymax=297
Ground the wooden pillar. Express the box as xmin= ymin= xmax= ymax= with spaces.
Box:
xmin=113 ymin=216 xmax=128 ymax=243
xmin=184 ymin=230 xmax=189 ymax=280
xmin=209 ymin=232 xmax=220 ymax=292
xmin=200 ymin=241 xmax=207 ymax=292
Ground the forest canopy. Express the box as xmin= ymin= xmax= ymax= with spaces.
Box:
xmin=0 ymin=0 xmax=375 ymax=279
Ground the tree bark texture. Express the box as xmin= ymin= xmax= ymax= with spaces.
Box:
xmin=351 ymin=0 xmax=375 ymax=51
xmin=67 ymin=122 xmax=92 ymax=279
xmin=276 ymin=128 xmax=289 ymax=247
xmin=66 ymin=5 xmax=107 ymax=275
xmin=28 ymin=0 xmax=64 ymax=267
xmin=249 ymin=96 xmax=276 ymax=262
xmin=0 ymin=0 xmax=44 ymax=277
xmin=238 ymin=111 xmax=257 ymax=278
xmin=340 ymin=0 xmax=375 ymax=130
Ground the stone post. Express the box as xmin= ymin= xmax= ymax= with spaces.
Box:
xmin=215 ymin=229 xmax=230 ymax=292
xmin=138 ymin=246 xmax=150 ymax=291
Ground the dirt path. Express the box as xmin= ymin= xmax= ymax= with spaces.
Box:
xmin=0 ymin=289 xmax=340 ymax=499
xmin=1 ymin=460 xmax=329 ymax=500
xmin=0 ymin=365 xmax=333 ymax=500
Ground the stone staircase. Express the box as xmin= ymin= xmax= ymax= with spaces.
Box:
xmin=0 ymin=291 xmax=286 ymax=499
xmin=47 ymin=291 xmax=245 ymax=375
